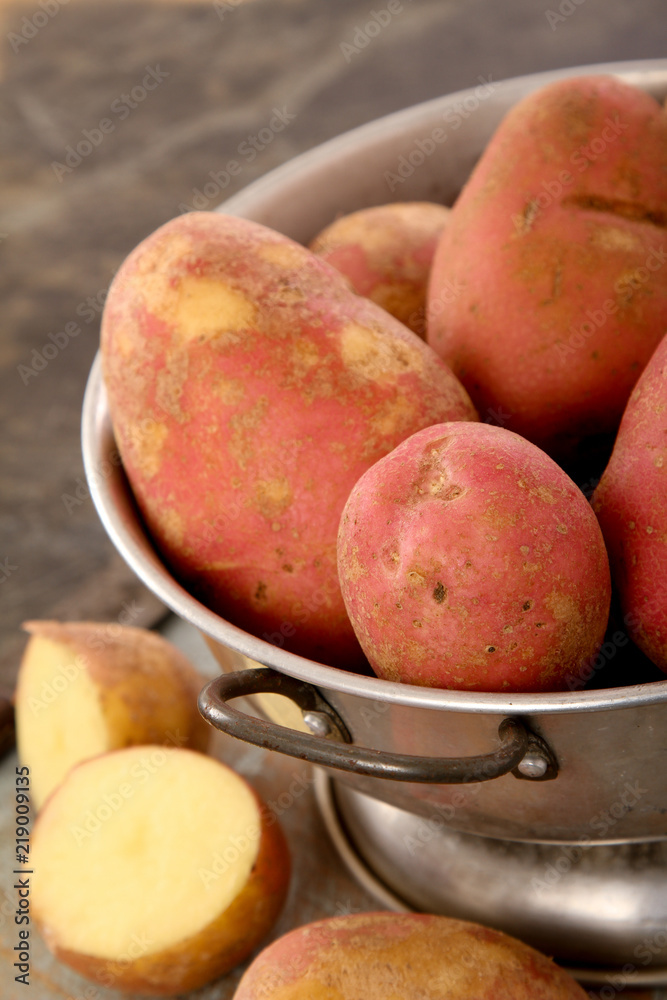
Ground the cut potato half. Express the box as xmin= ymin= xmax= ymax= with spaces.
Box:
xmin=16 ymin=621 xmax=210 ymax=810
xmin=32 ymin=746 xmax=290 ymax=995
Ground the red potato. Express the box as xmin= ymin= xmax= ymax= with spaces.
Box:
xmin=592 ymin=334 xmax=667 ymax=673
xmin=31 ymin=746 xmax=290 ymax=995
xmin=232 ymin=912 xmax=588 ymax=999
xmin=309 ymin=201 xmax=450 ymax=337
xmin=428 ymin=74 xmax=667 ymax=456
xmin=338 ymin=422 xmax=611 ymax=692
xmin=101 ymin=211 xmax=477 ymax=669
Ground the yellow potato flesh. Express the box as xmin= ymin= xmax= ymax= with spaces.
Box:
xmin=32 ymin=747 xmax=260 ymax=958
xmin=16 ymin=636 xmax=107 ymax=810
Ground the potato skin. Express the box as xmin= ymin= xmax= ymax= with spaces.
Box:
xmin=101 ymin=211 xmax=476 ymax=668
xmin=20 ymin=621 xmax=210 ymax=754
xmin=338 ymin=422 xmax=611 ymax=692
xmin=232 ymin=912 xmax=588 ymax=999
xmin=592 ymin=335 xmax=667 ymax=673
xmin=310 ymin=201 xmax=450 ymax=337
xmin=428 ymin=75 xmax=667 ymax=456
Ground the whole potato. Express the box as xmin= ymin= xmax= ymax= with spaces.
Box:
xmin=592 ymin=334 xmax=667 ymax=674
xmin=338 ymin=422 xmax=611 ymax=691
xmin=428 ymin=75 xmax=667 ymax=456
xmin=233 ymin=912 xmax=588 ymax=999
xmin=101 ymin=212 xmax=476 ymax=668
xmin=310 ymin=201 xmax=450 ymax=337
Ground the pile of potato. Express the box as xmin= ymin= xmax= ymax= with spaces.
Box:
xmin=24 ymin=67 xmax=667 ymax=1000
xmin=100 ymin=72 xmax=667 ymax=695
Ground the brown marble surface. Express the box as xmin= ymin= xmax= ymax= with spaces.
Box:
xmin=1 ymin=0 xmax=667 ymax=994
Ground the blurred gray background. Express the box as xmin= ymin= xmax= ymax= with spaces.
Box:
xmin=1 ymin=0 xmax=666 ymax=688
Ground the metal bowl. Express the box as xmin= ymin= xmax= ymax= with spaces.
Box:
xmin=83 ymin=59 xmax=667 ymax=847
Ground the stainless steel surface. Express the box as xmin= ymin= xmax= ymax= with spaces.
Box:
xmin=303 ymin=711 xmax=335 ymax=738
xmin=199 ymin=669 xmax=543 ymax=784
xmin=516 ymin=751 xmax=549 ymax=778
xmin=332 ymin=779 xmax=667 ymax=977
xmin=313 ymin=769 xmax=409 ymax=917
xmin=82 ymin=60 xmax=667 ymax=844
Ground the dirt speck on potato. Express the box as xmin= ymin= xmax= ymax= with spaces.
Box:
xmin=545 ymin=590 xmax=577 ymax=622
xmin=255 ymin=477 xmax=293 ymax=519
xmin=228 ymin=397 xmax=269 ymax=470
xmin=367 ymin=395 xmax=415 ymax=442
xmin=214 ymin=376 xmax=246 ymax=406
xmin=433 ymin=582 xmax=447 ymax=603
xmin=156 ymin=350 xmax=189 ymax=420
xmin=533 ymin=484 xmax=557 ymax=504
xmin=339 ymin=544 xmax=367 ymax=584
xmin=290 ymin=338 xmax=320 ymax=374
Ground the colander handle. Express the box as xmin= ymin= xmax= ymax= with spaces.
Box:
xmin=198 ymin=668 xmax=557 ymax=783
